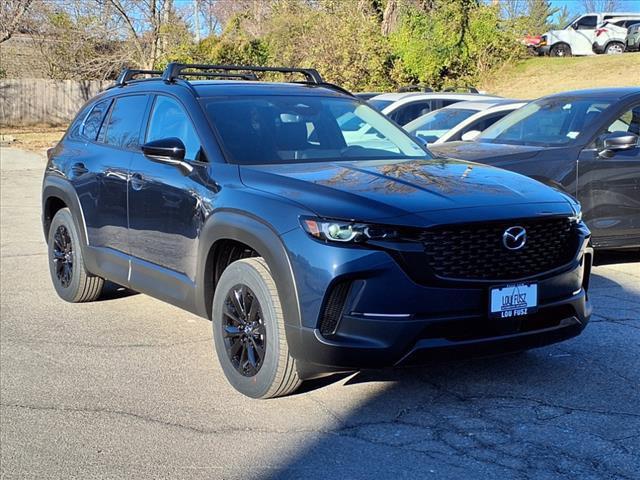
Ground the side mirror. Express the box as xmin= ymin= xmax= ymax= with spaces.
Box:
xmin=461 ymin=130 xmax=481 ymax=142
xmin=141 ymin=137 xmax=193 ymax=174
xmin=413 ymin=134 xmax=431 ymax=148
xmin=598 ymin=132 xmax=639 ymax=158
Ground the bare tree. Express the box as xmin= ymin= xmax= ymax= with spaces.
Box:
xmin=581 ymin=0 xmax=620 ymax=12
xmin=29 ymin=0 xmax=131 ymax=79
xmin=0 ymin=0 xmax=33 ymax=43
xmin=106 ymin=0 xmax=179 ymax=69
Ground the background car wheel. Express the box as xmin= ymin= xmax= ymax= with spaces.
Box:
xmin=47 ymin=208 xmax=104 ymax=302
xmin=605 ymin=42 xmax=625 ymax=55
xmin=212 ymin=257 xmax=301 ymax=399
xmin=550 ymin=43 xmax=572 ymax=57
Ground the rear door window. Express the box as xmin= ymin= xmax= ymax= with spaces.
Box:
xmin=101 ymin=95 xmax=149 ymax=149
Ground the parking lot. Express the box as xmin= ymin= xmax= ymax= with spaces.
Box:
xmin=1 ymin=147 xmax=639 ymax=479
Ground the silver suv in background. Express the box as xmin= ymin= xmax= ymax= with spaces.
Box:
xmin=539 ymin=12 xmax=640 ymax=56
xmin=369 ymin=91 xmax=501 ymax=126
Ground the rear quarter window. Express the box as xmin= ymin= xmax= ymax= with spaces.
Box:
xmin=68 ymin=99 xmax=112 ymax=141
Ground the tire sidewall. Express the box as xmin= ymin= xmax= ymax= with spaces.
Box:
xmin=212 ymin=260 xmax=282 ymax=398
xmin=47 ymin=208 xmax=84 ymax=302
xmin=551 ymin=44 xmax=571 ymax=57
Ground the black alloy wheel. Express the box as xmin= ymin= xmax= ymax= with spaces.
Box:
xmin=53 ymin=225 xmax=74 ymax=288
xmin=222 ymin=285 xmax=266 ymax=377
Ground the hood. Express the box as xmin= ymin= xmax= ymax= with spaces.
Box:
xmin=429 ymin=141 xmax=552 ymax=164
xmin=239 ymin=158 xmax=573 ymax=226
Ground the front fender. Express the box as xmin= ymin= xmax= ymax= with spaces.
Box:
xmin=195 ymin=210 xmax=302 ymax=330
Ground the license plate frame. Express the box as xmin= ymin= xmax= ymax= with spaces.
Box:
xmin=489 ymin=283 xmax=538 ymax=319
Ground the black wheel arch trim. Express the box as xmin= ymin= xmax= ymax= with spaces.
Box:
xmin=195 ymin=210 xmax=302 ymax=332
xmin=42 ymin=176 xmax=89 ymax=249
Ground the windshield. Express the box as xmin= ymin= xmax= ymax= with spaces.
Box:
xmin=477 ymin=98 xmax=612 ymax=147
xmin=405 ymin=108 xmax=476 ymax=143
xmin=203 ymin=95 xmax=430 ymax=165
xmin=368 ymin=99 xmax=394 ymax=111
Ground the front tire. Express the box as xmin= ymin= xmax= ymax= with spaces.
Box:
xmin=47 ymin=208 xmax=104 ymax=302
xmin=550 ymin=43 xmax=572 ymax=57
xmin=212 ymin=257 xmax=301 ymax=399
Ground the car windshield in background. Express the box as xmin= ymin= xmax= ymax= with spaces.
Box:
xmin=368 ymin=99 xmax=394 ymax=111
xmin=477 ymin=98 xmax=612 ymax=147
xmin=405 ymin=108 xmax=477 ymax=143
xmin=203 ymin=96 xmax=430 ymax=165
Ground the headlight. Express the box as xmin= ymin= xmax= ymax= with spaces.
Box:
xmin=301 ymin=217 xmax=401 ymax=243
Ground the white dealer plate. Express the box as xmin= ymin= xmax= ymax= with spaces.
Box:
xmin=490 ymin=283 xmax=538 ymax=318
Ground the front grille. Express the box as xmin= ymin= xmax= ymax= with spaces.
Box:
xmin=318 ymin=281 xmax=351 ymax=336
xmin=421 ymin=217 xmax=577 ymax=281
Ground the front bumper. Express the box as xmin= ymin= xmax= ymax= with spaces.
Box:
xmin=281 ymin=225 xmax=592 ymax=372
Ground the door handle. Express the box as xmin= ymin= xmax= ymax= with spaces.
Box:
xmin=71 ymin=162 xmax=88 ymax=176
xmin=130 ymin=172 xmax=145 ymax=191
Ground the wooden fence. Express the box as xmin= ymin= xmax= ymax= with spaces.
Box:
xmin=0 ymin=79 xmax=111 ymax=126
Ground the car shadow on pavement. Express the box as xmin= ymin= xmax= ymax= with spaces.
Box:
xmin=265 ymin=266 xmax=640 ymax=479
xmin=97 ymin=281 xmax=139 ymax=301
xmin=593 ymin=249 xmax=640 ymax=266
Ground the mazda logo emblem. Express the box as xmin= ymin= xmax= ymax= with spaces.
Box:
xmin=502 ymin=226 xmax=527 ymax=250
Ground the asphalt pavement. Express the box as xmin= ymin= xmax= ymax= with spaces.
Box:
xmin=1 ymin=147 xmax=639 ymax=479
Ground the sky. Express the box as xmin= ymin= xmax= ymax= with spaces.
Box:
xmin=549 ymin=0 xmax=640 ymax=17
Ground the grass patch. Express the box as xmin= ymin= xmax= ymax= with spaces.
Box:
xmin=481 ymin=53 xmax=640 ymax=98
xmin=0 ymin=125 xmax=66 ymax=153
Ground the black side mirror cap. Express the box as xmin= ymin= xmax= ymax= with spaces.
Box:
xmin=598 ymin=132 xmax=639 ymax=158
xmin=141 ymin=137 xmax=193 ymax=174
xmin=142 ymin=137 xmax=186 ymax=160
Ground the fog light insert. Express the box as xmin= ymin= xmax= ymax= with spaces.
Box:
xmin=319 ymin=281 xmax=351 ymax=336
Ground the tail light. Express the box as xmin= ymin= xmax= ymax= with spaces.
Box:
xmin=596 ymin=28 xmax=607 ymax=36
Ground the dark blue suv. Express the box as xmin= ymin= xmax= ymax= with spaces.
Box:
xmin=42 ymin=64 xmax=593 ymax=398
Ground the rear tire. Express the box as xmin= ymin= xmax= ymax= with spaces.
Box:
xmin=550 ymin=43 xmax=572 ymax=57
xmin=47 ymin=208 xmax=104 ymax=302
xmin=605 ymin=42 xmax=625 ymax=55
xmin=212 ymin=257 xmax=301 ymax=399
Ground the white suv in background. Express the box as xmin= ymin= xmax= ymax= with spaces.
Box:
xmin=539 ymin=12 xmax=640 ymax=56
xmin=593 ymin=18 xmax=640 ymax=54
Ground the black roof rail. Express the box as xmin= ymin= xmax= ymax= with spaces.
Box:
xmin=113 ymin=69 xmax=163 ymax=87
xmin=442 ymin=86 xmax=479 ymax=93
xmin=110 ymin=63 xmax=354 ymax=97
xmin=397 ymin=85 xmax=433 ymax=93
xmin=162 ymin=62 xmax=324 ymax=84
xmin=311 ymin=81 xmax=355 ymax=97
xmin=179 ymin=71 xmax=259 ymax=81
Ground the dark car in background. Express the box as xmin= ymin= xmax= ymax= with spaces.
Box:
xmin=430 ymin=88 xmax=640 ymax=250
xmin=627 ymin=23 xmax=640 ymax=51
xmin=42 ymin=63 xmax=593 ymax=399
